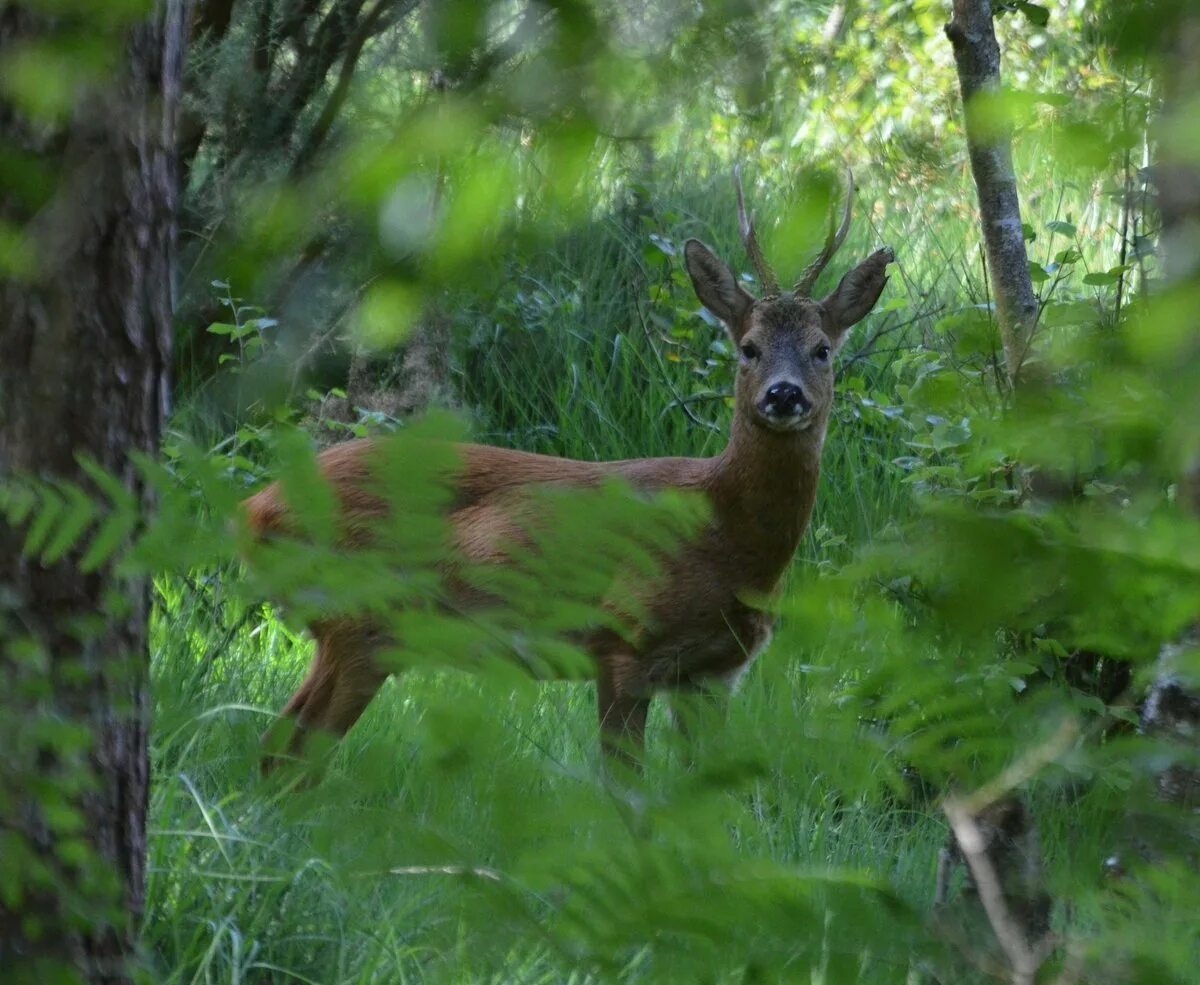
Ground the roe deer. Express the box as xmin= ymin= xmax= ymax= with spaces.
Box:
xmin=244 ymin=170 xmax=894 ymax=772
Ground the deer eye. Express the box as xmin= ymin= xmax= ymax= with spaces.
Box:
xmin=813 ymin=343 xmax=831 ymax=362
xmin=740 ymin=342 xmax=760 ymax=361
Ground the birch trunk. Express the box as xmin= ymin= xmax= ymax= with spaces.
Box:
xmin=946 ymin=0 xmax=1039 ymax=384
xmin=937 ymin=5 xmax=1052 ymax=980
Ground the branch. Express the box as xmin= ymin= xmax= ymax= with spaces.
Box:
xmin=279 ymin=0 xmax=324 ymax=46
xmin=957 ymin=717 xmax=1078 ymax=818
xmin=286 ymin=277 xmax=380 ymax=397
xmin=180 ymin=0 xmax=242 ymax=185
xmin=191 ymin=0 xmax=237 ymax=40
xmin=456 ymin=4 xmax=553 ymax=92
xmin=636 ymin=302 xmax=721 ymax=434
xmin=291 ymin=0 xmax=421 ymax=176
xmin=943 ymin=799 xmax=1057 ymax=985
xmin=822 ymin=0 xmax=857 ymax=46
xmin=938 ymin=720 xmax=1076 ymax=985
xmin=836 ymin=310 xmax=935 ymax=378
xmin=264 ymin=0 xmax=367 ymax=153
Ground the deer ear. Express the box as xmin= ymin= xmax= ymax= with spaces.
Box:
xmin=821 ymin=247 xmax=895 ymax=345
xmin=685 ymin=239 xmax=754 ymax=340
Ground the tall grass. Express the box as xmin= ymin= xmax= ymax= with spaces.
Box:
xmin=144 ymin=148 xmax=1136 ymax=981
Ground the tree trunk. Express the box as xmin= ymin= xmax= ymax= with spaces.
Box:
xmin=822 ymin=0 xmax=857 ymax=46
xmin=1138 ymin=8 xmax=1200 ymax=811
xmin=0 ymin=3 xmax=187 ymax=982
xmin=938 ymin=5 xmax=1053 ymax=980
xmin=945 ymin=0 xmax=1039 ymax=385
xmin=1156 ymin=15 xmax=1200 ymax=285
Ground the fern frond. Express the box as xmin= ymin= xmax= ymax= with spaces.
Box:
xmin=1 ymin=458 xmax=142 ymax=571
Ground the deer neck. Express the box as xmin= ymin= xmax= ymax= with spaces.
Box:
xmin=707 ymin=411 xmax=826 ymax=586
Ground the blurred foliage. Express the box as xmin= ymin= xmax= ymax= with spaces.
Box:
xmin=3 ymin=0 xmax=1200 ymax=982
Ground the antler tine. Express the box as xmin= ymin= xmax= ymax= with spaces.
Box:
xmin=794 ymin=168 xmax=855 ymax=297
xmin=733 ymin=165 xmax=780 ymax=296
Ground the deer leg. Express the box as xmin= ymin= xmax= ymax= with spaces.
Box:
xmin=597 ymin=661 xmax=650 ymax=770
xmin=666 ymin=679 xmax=733 ymax=769
xmin=261 ymin=621 xmax=387 ymax=776
xmin=261 ymin=644 xmax=332 ymax=775
xmin=322 ymin=657 xmax=389 ymax=738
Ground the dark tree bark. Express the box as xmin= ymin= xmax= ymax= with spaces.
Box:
xmin=290 ymin=0 xmax=422 ymax=177
xmin=179 ymin=0 xmax=242 ymax=183
xmin=1138 ymin=6 xmax=1200 ymax=811
xmin=0 ymin=2 xmax=188 ymax=982
xmin=946 ymin=0 xmax=1040 ymax=385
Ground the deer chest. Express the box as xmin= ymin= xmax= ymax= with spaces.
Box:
xmin=639 ymin=599 xmax=776 ymax=691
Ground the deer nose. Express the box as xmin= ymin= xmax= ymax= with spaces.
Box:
xmin=763 ymin=382 xmax=809 ymax=417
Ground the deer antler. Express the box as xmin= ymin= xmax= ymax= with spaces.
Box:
xmin=733 ymin=165 xmax=780 ymax=296
xmin=794 ymin=169 xmax=855 ymax=297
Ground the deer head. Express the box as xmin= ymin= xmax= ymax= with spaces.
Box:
xmin=684 ymin=169 xmax=894 ymax=436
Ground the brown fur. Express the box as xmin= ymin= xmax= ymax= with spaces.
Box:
xmin=245 ymin=229 xmax=893 ymax=774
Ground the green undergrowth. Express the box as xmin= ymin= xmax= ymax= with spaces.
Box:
xmin=144 ymin=569 xmax=1128 ymax=983
xmin=142 ymin=155 xmax=1151 ymax=982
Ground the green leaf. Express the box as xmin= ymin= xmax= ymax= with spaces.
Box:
xmin=1046 ymin=220 xmax=1076 ymax=237
xmin=1 ymin=481 xmax=37 ymax=525
xmin=930 ymin=421 xmax=971 ymax=451
xmin=1016 ymin=2 xmax=1050 ymax=27
xmin=24 ymin=485 xmax=65 ymax=557
xmin=1028 ymin=261 xmax=1050 ymax=284
xmin=40 ymin=482 xmax=97 ymax=564
xmin=77 ymin=457 xmax=138 ymax=572
xmin=648 ymin=233 xmax=676 ymax=256
xmin=878 ymin=296 xmax=910 ymax=314
xmin=1041 ymin=300 xmax=1095 ymax=327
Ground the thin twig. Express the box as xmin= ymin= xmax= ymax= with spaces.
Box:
xmin=387 ymin=865 xmax=502 ymax=882
xmin=291 ymin=0 xmax=419 ymax=176
xmin=288 ymin=276 xmax=380 ymax=397
xmin=659 ymin=390 xmax=730 ymax=413
xmin=202 ymin=610 xmax=256 ymax=665
xmin=636 ymin=301 xmax=721 ymax=433
xmin=957 ymin=717 xmax=1078 ymax=818
xmin=940 ymin=718 xmax=1077 ymax=985
xmin=942 ymin=802 xmax=1050 ymax=985
xmin=837 ymin=310 xmax=936 ymax=377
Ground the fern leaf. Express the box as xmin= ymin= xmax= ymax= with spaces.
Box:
xmin=77 ymin=457 xmax=140 ymax=573
xmin=24 ymin=483 xmax=66 ymax=557
xmin=1 ymin=479 xmax=38 ymax=526
xmin=41 ymin=482 xmax=98 ymax=564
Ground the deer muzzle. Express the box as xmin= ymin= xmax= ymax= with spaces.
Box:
xmin=758 ymin=381 xmax=814 ymax=430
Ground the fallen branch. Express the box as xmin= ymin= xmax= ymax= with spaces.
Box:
xmin=936 ymin=719 xmax=1076 ymax=985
